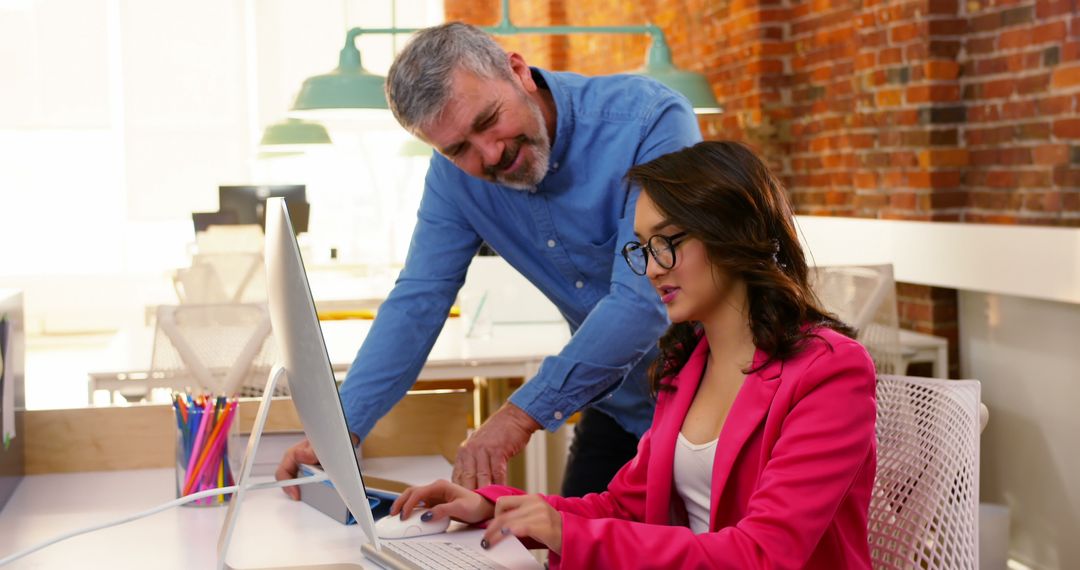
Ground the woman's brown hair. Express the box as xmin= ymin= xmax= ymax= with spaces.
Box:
xmin=626 ymin=141 xmax=856 ymax=393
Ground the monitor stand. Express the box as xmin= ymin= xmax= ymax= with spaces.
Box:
xmin=217 ymin=364 xmax=284 ymax=569
xmin=215 ymin=367 xmax=366 ymax=570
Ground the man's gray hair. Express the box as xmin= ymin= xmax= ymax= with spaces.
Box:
xmin=386 ymin=22 xmax=514 ymax=134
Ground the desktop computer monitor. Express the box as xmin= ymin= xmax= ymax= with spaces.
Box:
xmin=218 ymin=185 xmax=309 ymax=233
xmin=261 ymin=197 xmax=379 ymax=545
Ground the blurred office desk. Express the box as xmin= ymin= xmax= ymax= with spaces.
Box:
xmin=89 ymin=318 xmax=570 ymax=390
xmin=88 ymin=319 xmax=572 ymax=493
xmin=898 ymin=329 xmax=949 ymax=379
xmin=0 ymin=468 xmax=540 ymax=569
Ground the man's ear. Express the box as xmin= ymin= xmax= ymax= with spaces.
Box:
xmin=507 ymin=52 xmax=537 ymax=93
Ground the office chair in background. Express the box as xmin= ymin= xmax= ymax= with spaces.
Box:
xmin=811 ymin=264 xmax=905 ymax=376
xmin=150 ymin=303 xmax=285 ymax=398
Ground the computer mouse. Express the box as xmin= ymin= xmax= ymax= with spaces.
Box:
xmin=374 ymin=509 xmax=451 ymax=539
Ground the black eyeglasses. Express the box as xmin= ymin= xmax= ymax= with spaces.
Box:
xmin=621 ymin=232 xmax=688 ymax=276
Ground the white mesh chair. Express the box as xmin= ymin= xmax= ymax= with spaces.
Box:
xmin=811 ymin=264 xmax=905 ymax=375
xmin=174 ymin=253 xmax=266 ymax=304
xmin=869 ymin=375 xmax=982 ymax=569
xmin=150 ymin=303 xmax=284 ymax=397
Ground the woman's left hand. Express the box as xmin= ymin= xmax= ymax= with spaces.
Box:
xmin=481 ymin=494 xmax=563 ymax=555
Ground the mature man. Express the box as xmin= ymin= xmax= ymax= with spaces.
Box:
xmin=277 ymin=22 xmax=701 ymax=497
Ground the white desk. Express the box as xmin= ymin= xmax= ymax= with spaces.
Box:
xmin=88 ymin=319 xmax=572 ymax=494
xmin=0 ymin=469 xmax=541 ymax=569
xmin=89 ymin=318 xmax=570 ymax=387
xmin=898 ymin=329 xmax=949 ymax=379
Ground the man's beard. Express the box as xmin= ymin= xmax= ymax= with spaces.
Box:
xmin=484 ymin=97 xmax=551 ymax=190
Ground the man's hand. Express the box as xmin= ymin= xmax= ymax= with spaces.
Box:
xmin=275 ymin=438 xmax=319 ymax=500
xmin=453 ymin=403 xmax=541 ymax=489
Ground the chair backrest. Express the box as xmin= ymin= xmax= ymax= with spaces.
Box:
xmin=150 ymin=303 xmax=285 ymax=396
xmin=174 ymin=253 xmax=266 ymax=305
xmin=869 ymin=375 xmax=981 ymax=570
xmin=811 ymin=264 xmax=905 ymax=375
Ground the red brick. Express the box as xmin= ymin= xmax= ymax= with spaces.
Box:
xmin=1017 ymin=170 xmax=1053 ymax=188
xmin=983 ymin=79 xmax=1016 ymax=99
xmin=876 ymin=89 xmax=903 ymax=107
xmin=966 ymin=37 xmax=996 ymax=55
xmin=919 ymin=149 xmax=970 ymax=167
xmin=1033 ymin=144 xmax=1070 ymax=165
xmin=890 ymin=192 xmax=918 ymax=209
xmin=1054 ymin=118 xmax=1080 ymax=139
xmin=1001 ymin=100 xmax=1037 ymax=120
xmin=854 ymin=172 xmax=878 ymax=189
xmin=1064 ymin=41 xmax=1080 ymax=62
xmin=891 ymin=22 xmax=921 ymax=43
xmin=971 ymin=149 xmax=1001 ymax=165
xmin=1018 ymin=122 xmax=1051 ymax=140
xmin=1037 ymin=0 xmax=1076 ymax=18
xmin=907 ymin=84 xmax=961 ymax=103
xmin=910 ymin=171 xmax=963 ymax=188
xmin=929 ymin=18 xmax=967 ymax=36
xmin=928 ymin=0 xmax=959 ymax=14
xmin=965 ymin=126 xmax=1014 ymax=145
xmin=999 ymin=28 xmax=1033 ymax=50
xmin=930 ymin=190 xmax=968 ymax=209
xmin=975 ymin=56 xmax=1009 ymax=76
xmin=924 ymin=60 xmax=960 ymax=80
xmin=970 ymin=11 xmax=1001 ymax=33
xmin=1033 ymin=21 xmax=1068 ymax=44
xmin=1051 ymin=63 xmax=1080 ymax=89
xmin=1038 ymin=95 xmax=1075 ymax=115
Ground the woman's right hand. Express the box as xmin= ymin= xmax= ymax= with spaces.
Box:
xmin=389 ymin=479 xmax=495 ymax=524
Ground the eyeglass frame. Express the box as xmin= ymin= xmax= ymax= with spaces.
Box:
xmin=620 ymin=232 xmax=689 ymax=276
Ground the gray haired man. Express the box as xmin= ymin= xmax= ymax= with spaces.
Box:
xmin=277 ymin=22 xmax=701 ymax=497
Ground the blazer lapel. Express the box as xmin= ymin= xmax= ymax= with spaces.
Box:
xmin=645 ymin=336 xmax=710 ymax=524
xmin=708 ymin=349 xmax=783 ymax=528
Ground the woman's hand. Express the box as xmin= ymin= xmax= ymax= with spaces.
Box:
xmin=389 ymin=479 xmax=495 ymax=524
xmin=481 ymin=495 xmax=563 ymax=555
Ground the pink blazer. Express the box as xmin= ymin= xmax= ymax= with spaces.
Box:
xmin=478 ymin=328 xmax=877 ymax=569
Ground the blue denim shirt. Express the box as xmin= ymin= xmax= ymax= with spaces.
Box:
xmin=339 ymin=68 xmax=702 ymax=439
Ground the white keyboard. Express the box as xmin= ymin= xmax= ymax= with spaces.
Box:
xmin=363 ymin=540 xmax=508 ymax=570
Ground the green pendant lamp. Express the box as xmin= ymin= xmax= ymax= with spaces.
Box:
xmin=260 ymin=118 xmax=333 ymax=147
xmin=290 ymin=30 xmax=389 ymax=115
xmin=636 ymin=33 xmax=721 ymax=114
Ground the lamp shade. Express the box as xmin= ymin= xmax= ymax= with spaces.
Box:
xmin=291 ymin=41 xmax=388 ymax=113
xmin=636 ymin=34 xmax=721 ymax=114
xmin=259 ymin=118 xmax=332 ymax=147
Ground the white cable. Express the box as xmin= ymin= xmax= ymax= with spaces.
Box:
xmin=0 ymin=473 xmax=329 ymax=567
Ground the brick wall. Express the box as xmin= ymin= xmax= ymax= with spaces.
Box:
xmin=442 ymin=0 xmax=1080 ymax=376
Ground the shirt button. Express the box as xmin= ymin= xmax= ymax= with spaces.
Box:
xmin=547 ymin=239 xmax=556 ymax=248
xmin=575 ymin=281 xmax=584 ymax=289
xmin=553 ymin=411 xmax=564 ymax=420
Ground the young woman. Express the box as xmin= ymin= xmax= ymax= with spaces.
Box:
xmin=390 ymin=141 xmax=877 ymax=569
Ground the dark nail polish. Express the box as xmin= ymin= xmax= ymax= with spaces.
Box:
xmin=421 ymin=511 xmax=433 ymax=522
xmin=480 ymin=538 xmax=490 ymax=550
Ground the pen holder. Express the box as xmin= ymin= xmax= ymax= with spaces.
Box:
xmin=173 ymin=393 xmax=241 ymax=506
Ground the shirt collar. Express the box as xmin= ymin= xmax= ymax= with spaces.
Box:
xmin=531 ymin=67 xmax=573 ymax=178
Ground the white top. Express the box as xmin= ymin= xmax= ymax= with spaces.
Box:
xmin=673 ymin=432 xmax=718 ymax=534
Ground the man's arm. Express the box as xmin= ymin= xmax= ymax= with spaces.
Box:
xmin=452 ymin=93 xmax=701 ymax=488
xmin=508 ymin=93 xmax=703 ymax=431
xmin=276 ymin=161 xmax=482 ymax=497
xmin=339 ymin=163 xmax=483 ymax=440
